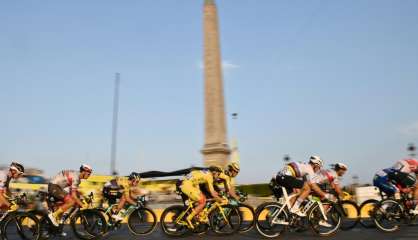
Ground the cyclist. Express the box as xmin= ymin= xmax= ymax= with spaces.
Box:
xmin=47 ymin=164 xmax=93 ymax=226
xmin=102 ymin=178 xmax=124 ymax=206
xmin=373 ymin=165 xmax=417 ymax=213
xmin=308 ymin=163 xmax=348 ymax=227
xmin=310 ymin=163 xmax=348 ymax=199
xmin=110 ymin=172 xmax=148 ymax=221
xmin=0 ymin=162 xmax=25 ymax=209
xmin=275 ymin=156 xmax=323 ymax=216
xmin=180 ymin=166 xmax=225 ymax=227
xmin=216 ymin=162 xmax=241 ymax=201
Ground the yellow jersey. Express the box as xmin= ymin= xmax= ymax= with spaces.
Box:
xmin=183 ymin=170 xmax=216 ymax=193
xmin=217 ymin=171 xmax=233 ymax=190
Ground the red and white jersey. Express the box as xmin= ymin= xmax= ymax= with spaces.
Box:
xmin=311 ymin=169 xmax=340 ymax=185
xmin=50 ymin=170 xmax=81 ymax=191
xmin=280 ymin=162 xmax=315 ymax=181
xmin=0 ymin=170 xmax=11 ymax=193
xmin=392 ymin=159 xmax=418 ymax=174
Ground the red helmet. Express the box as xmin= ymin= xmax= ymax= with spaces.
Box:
xmin=405 ymin=159 xmax=418 ymax=173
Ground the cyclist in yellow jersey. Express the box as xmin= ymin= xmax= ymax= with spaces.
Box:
xmin=180 ymin=166 xmax=224 ymax=227
xmin=109 ymin=172 xmax=147 ymax=221
xmin=217 ymin=163 xmax=241 ymax=201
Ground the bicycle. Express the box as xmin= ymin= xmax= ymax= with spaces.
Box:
xmin=37 ymin=192 xmax=106 ymax=240
xmin=320 ymin=189 xmax=359 ymax=231
xmin=255 ymin=186 xmax=342 ymax=238
xmin=234 ymin=190 xmax=255 ymax=233
xmin=1 ymin=193 xmax=40 ymax=240
xmin=371 ymin=190 xmax=418 ymax=232
xmin=358 ymin=188 xmax=387 ymax=229
xmin=160 ymin=195 xmax=242 ymax=236
xmin=95 ymin=195 xmax=157 ymax=237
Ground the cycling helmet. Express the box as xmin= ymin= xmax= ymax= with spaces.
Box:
xmin=309 ymin=156 xmax=323 ymax=167
xmin=10 ymin=162 xmax=24 ymax=174
xmin=334 ymin=163 xmax=348 ymax=171
xmin=405 ymin=158 xmax=418 ymax=173
xmin=228 ymin=162 xmax=240 ymax=173
xmin=80 ymin=164 xmax=93 ymax=173
xmin=209 ymin=166 xmax=223 ymax=173
xmin=128 ymin=172 xmax=141 ymax=181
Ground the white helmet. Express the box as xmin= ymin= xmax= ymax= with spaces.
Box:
xmin=309 ymin=156 xmax=323 ymax=167
xmin=334 ymin=163 xmax=348 ymax=171
xmin=80 ymin=164 xmax=93 ymax=173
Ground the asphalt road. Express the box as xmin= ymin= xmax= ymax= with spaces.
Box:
xmin=7 ymin=224 xmax=418 ymax=240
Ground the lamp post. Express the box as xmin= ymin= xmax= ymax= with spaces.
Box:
xmin=408 ymin=143 xmax=416 ymax=157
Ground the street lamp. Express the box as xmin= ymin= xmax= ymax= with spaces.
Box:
xmin=284 ymin=154 xmax=291 ymax=163
xmin=408 ymin=143 xmax=416 ymax=157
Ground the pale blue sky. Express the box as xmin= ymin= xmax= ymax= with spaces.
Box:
xmin=1 ymin=0 xmax=418 ymax=184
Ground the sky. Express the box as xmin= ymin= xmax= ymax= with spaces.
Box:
xmin=1 ymin=0 xmax=418 ymax=184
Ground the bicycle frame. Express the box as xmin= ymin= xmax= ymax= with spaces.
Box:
xmin=174 ymin=200 xmax=230 ymax=228
xmin=269 ymin=187 xmax=328 ymax=224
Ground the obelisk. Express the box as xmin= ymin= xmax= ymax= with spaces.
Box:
xmin=201 ymin=0 xmax=231 ymax=167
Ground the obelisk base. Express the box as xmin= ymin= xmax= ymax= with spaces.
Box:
xmin=202 ymin=143 xmax=231 ymax=168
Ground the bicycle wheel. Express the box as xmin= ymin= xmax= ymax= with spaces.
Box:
xmin=359 ymin=199 xmax=379 ymax=228
xmin=308 ymin=202 xmax=341 ymax=236
xmin=37 ymin=215 xmax=53 ymax=240
xmin=209 ymin=204 xmax=241 ymax=235
xmin=3 ymin=212 xmax=40 ymax=240
xmin=70 ymin=209 xmax=107 ymax=240
xmin=254 ymin=202 xmax=288 ymax=238
xmin=340 ymin=200 xmax=359 ymax=230
xmin=160 ymin=205 xmax=188 ymax=237
xmin=238 ymin=203 xmax=255 ymax=233
xmin=127 ymin=207 xmax=157 ymax=236
xmin=373 ymin=199 xmax=403 ymax=232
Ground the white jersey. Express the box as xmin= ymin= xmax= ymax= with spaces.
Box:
xmin=279 ymin=162 xmax=315 ymax=181
xmin=392 ymin=159 xmax=418 ymax=174
xmin=311 ymin=169 xmax=340 ymax=185
xmin=0 ymin=170 xmax=11 ymax=193
xmin=50 ymin=170 xmax=81 ymax=191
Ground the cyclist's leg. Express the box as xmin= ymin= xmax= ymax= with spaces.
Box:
xmin=48 ymin=184 xmax=73 ymax=222
xmin=276 ymin=174 xmax=307 ymax=214
xmin=181 ymin=182 xmax=205 ymax=226
xmin=111 ymin=194 xmax=129 ymax=221
xmin=411 ymin=185 xmax=418 ymax=213
xmin=290 ymin=182 xmax=310 ymax=213
xmin=276 ymin=174 xmax=302 ymax=205
xmin=116 ymin=195 xmax=127 ymax=212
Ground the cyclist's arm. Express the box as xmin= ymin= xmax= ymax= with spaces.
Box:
xmin=225 ymin=182 xmax=240 ymax=201
xmin=309 ymin=182 xmax=327 ymax=199
xmin=331 ymin=182 xmax=343 ymax=197
xmin=396 ymin=184 xmax=412 ymax=193
xmin=207 ymin=180 xmax=222 ymax=202
xmin=0 ymin=192 xmax=10 ymax=208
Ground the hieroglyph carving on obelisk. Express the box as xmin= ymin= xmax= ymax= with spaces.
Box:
xmin=201 ymin=0 xmax=231 ymax=167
